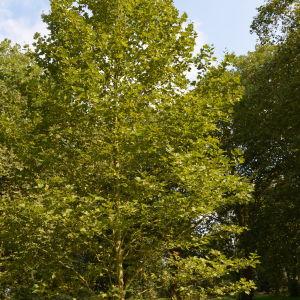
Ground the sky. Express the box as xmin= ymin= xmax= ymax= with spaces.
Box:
xmin=0 ymin=0 xmax=265 ymax=57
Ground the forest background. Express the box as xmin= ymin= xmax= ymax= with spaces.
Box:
xmin=0 ymin=0 xmax=299 ymax=299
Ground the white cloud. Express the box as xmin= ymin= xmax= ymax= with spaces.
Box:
xmin=186 ymin=21 xmax=206 ymax=82
xmin=0 ymin=1 xmax=49 ymax=45
xmin=0 ymin=17 xmax=47 ymax=45
xmin=0 ymin=0 xmax=47 ymax=9
xmin=193 ymin=21 xmax=206 ymax=55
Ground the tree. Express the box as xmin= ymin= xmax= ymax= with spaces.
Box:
xmin=231 ymin=0 xmax=300 ymax=296
xmin=1 ymin=1 xmax=256 ymax=298
xmin=251 ymin=0 xmax=299 ymax=44
xmin=0 ymin=40 xmax=40 ymax=194
xmin=0 ymin=39 xmax=44 ymax=299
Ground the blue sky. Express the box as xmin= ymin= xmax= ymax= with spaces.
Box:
xmin=0 ymin=0 xmax=265 ymax=56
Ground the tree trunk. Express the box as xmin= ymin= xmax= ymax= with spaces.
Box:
xmin=236 ymin=204 xmax=255 ymax=300
xmin=288 ymin=276 xmax=300 ymax=297
xmin=116 ymin=235 xmax=125 ymax=300
xmin=237 ymin=291 xmax=254 ymax=300
xmin=237 ymin=267 xmax=255 ymax=300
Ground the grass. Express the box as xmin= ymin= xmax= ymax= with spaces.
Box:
xmin=222 ymin=295 xmax=300 ymax=300
xmin=255 ymin=296 xmax=300 ymax=300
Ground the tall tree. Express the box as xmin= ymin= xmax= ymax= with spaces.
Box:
xmin=1 ymin=1 xmax=256 ymax=299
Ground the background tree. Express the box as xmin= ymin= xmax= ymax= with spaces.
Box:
xmin=0 ymin=39 xmax=43 ymax=299
xmin=231 ymin=0 xmax=300 ymax=296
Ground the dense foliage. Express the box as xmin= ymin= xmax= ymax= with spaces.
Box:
xmin=0 ymin=0 xmax=299 ymax=299
xmin=232 ymin=0 xmax=300 ymax=297
xmin=0 ymin=0 xmax=257 ymax=299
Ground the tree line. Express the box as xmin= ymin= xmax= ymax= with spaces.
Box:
xmin=0 ymin=0 xmax=299 ymax=299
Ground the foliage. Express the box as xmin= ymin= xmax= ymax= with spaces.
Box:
xmin=251 ymin=0 xmax=300 ymax=43
xmin=231 ymin=0 xmax=300 ymax=296
xmin=1 ymin=1 xmax=258 ymax=299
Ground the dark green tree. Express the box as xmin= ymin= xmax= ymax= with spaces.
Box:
xmin=231 ymin=0 xmax=300 ymax=296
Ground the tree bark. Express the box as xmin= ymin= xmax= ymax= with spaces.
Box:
xmin=115 ymin=232 xmax=125 ymax=300
xmin=288 ymin=275 xmax=300 ymax=297
xmin=237 ymin=291 xmax=254 ymax=300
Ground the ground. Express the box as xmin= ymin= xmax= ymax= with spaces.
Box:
xmin=222 ymin=296 xmax=300 ymax=300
